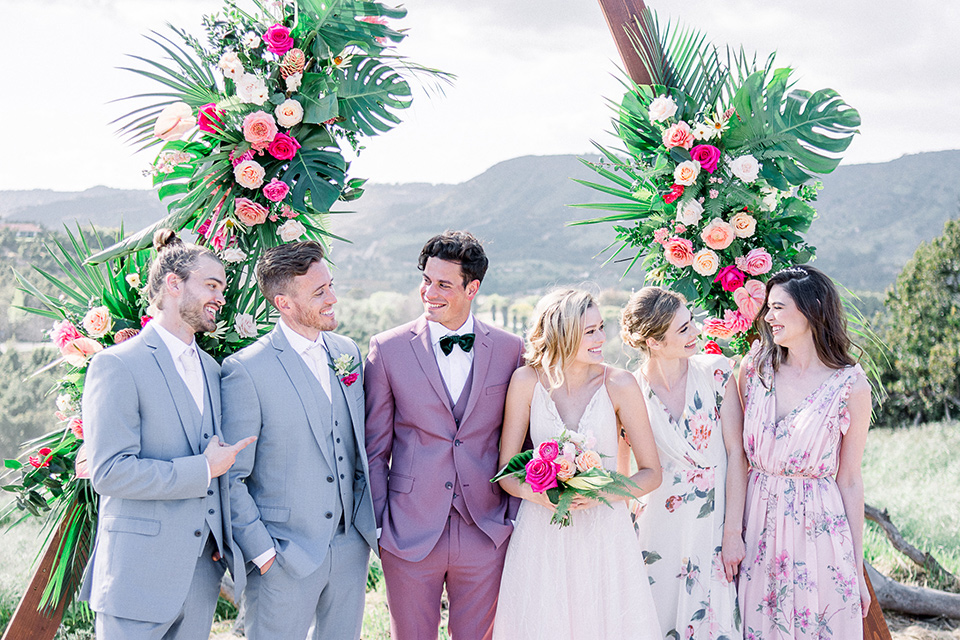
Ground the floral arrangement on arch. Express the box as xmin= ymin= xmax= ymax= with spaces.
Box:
xmin=92 ymin=0 xmax=446 ymax=265
xmin=572 ymin=11 xmax=859 ymax=353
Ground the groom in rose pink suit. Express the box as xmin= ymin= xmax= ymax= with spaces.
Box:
xmin=364 ymin=230 xmax=524 ymax=640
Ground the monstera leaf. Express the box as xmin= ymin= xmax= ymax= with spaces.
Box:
xmin=301 ymin=0 xmax=407 ymax=57
xmin=337 ymin=57 xmax=412 ymax=136
xmin=724 ymin=68 xmax=861 ymax=188
xmin=281 ymin=149 xmax=348 ymax=213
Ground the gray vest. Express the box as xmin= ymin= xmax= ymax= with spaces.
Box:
xmin=184 ymin=369 xmax=225 ymax=557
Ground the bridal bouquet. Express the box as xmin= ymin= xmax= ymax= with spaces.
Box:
xmin=572 ymin=11 xmax=859 ymax=353
xmin=492 ymin=429 xmax=637 ymax=528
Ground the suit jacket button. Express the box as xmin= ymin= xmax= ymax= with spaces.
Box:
xmin=325 ymin=512 xmax=333 ymax=519
xmin=208 ymin=508 xmax=215 ymax=515
xmin=203 ymin=433 xmax=210 ymax=439
xmin=207 ymin=489 xmax=214 ymax=496
xmin=194 ymin=530 xmax=202 ymax=537
xmin=454 ymin=439 xmax=462 ymax=446
xmin=445 ymin=482 xmax=453 ymax=490
xmin=327 ymin=475 xmax=335 ymax=483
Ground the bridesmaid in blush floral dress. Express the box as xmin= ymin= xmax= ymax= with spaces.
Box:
xmin=738 ymin=266 xmax=872 ymax=639
xmin=621 ymin=286 xmax=747 ymax=640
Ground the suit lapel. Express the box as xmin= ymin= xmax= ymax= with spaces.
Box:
xmin=143 ymin=324 xmax=201 ymax=454
xmin=270 ymin=328 xmax=336 ymax=471
xmin=200 ymin=354 xmax=221 ymax=436
xmin=324 ymin=334 xmax=363 ymax=438
xmin=460 ymin=318 xmax=492 ymax=426
xmin=410 ymin=317 xmax=454 ymax=416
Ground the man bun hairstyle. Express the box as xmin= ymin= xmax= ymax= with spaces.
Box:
xmin=418 ymin=230 xmax=488 ymax=287
xmin=146 ymin=228 xmax=220 ymax=308
xmin=256 ymin=240 xmax=326 ymax=308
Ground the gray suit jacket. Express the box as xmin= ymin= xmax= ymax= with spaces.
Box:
xmin=221 ymin=327 xmax=377 ymax=580
xmin=79 ymin=322 xmax=243 ymax=624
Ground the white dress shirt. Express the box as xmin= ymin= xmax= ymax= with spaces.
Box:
xmin=152 ymin=322 xmax=211 ymax=486
xmin=429 ymin=314 xmax=475 ymax=403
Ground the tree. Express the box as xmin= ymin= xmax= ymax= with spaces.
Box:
xmin=878 ymin=217 xmax=960 ymax=424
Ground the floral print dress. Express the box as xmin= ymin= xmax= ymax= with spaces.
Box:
xmin=739 ymin=348 xmax=864 ymax=639
xmin=633 ymin=354 xmax=741 ymax=640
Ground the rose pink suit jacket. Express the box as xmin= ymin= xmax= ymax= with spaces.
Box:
xmin=364 ymin=315 xmax=524 ymax=562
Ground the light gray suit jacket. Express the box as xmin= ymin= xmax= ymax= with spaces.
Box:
xmin=220 ymin=327 xmax=377 ymax=580
xmin=79 ymin=322 xmax=243 ymax=624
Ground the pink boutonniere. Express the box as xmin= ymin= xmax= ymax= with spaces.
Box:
xmin=330 ymin=354 xmax=360 ymax=387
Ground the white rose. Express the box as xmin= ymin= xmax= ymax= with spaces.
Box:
xmin=56 ymin=394 xmax=74 ymax=413
xmin=277 ymin=219 xmax=306 ymax=242
xmin=648 ymin=95 xmax=678 ymax=122
xmin=729 ymin=154 xmax=760 ymax=183
xmin=760 ymin=187 xmax=779 ymax=211
xmin=676 ymin=199 xmax=704 ymax=226
xmin=285 ymin=72 xmax=303 ymax=93
xmin=674 ymin=160 xmax=700 ymax=186
xmin=236 ymin=73 xmax=269 ymax=105
xmin=242 ymin=32 xmax=261 ymax=49
xmin=222 ymin=247 xmax=247 ymax=263
xmin=153 ymin=102 xmax=196 ymax=141
xmin=692 ymin=122 xmax=713 ymax=141
xmin=275 ymin=99 xmax=304 ymax=127
xmin=234 ymin=313 xmax=258 ymax=339
xmin=217 ymin=51 xmax=244 ymax=80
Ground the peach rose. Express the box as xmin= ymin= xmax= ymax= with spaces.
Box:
xmin=662 ymin=122 xmax=694 ymax=150
xmin=576 ymin=450 xmax=603 ymax=472
xmin=674 ymin=160 xmax=700 ymax=186
xmin=242 ymin=111 xmax=278 ymax=148
xmin=692 ymin=249 xmax=720 ymax=276
xmin=700 ymin=218 xmax=735 ymax=250
xmin=555 ymin=457 xmax=577 ymax=481
xmin=730 ymin=210 xmax=757 ymax=238
xmin=663 ymin=237 xmax=695 ymax=268
xmin=234 ymin=159 xmax=266 ymax=189
xmin=113 ymin=328 xmax=140 ymax=343
xmin=234 ymin=197 xmax=269 ymax=226
xmin=734 ymin=279 xmax=766 ymax=320
xmin=61 ymin=337 xmax=103 ymax=367
xmin=153 ymin=102 xmax=196 ymax=141
xmin=275 ymin=99 xmax=304 ymax=128
xmin=82 ymin=306 xmax=113 ymax=338
xmin=701 ymin=317 xmax=733 ymax=339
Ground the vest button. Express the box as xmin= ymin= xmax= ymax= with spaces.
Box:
xmin=203 ymin=433 xmax=210 ymax=439
xmin=336 ymin=438 xmax=341 ymax=443
xmin=325 ymin=512 xmax=333 ymax=519
xmin=207 ymin=490 xmax=214 ymax=496
xmin=338 ymin=456 xmax=343 ymax=461
xmin=340 ymin=474 xmax=345 ymax=479
xmin=445 ymin=482 xmax=453 ymax=490
xmin=327 ymin=476 xmax=334 ymax=483
xmin=208 ymin=509 xmax=215 ymax=515
xmin=194 ymin=530 xmax=202 ymax=537
xmin=454 ymin=439 xmax=462 ymax=446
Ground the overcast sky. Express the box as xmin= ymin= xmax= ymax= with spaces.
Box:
xmin=2 ymin=0 xmax=957 ymax=191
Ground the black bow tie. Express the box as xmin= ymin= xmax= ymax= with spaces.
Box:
xmin=439 ymin=333 xmax=475 ymax=356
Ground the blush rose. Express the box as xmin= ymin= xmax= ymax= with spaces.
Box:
xmin=663 ymin=237 xmax=695 ymax=268
xmin=235 ymin=197 xmax=269 ymax=226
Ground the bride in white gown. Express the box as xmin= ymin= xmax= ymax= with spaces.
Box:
xmin=493 ymin=289 xmax=664 ymax=640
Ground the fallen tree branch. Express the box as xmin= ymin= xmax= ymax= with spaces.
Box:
xmin=866 ymin=561 xmax=960 ymax=620
xmin=865 ymin=502 xmax=960 ymax=590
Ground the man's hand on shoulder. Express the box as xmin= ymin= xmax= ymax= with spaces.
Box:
xmin=204 ymin=435 xmax=257 ymax=478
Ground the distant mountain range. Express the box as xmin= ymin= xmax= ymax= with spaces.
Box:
xmin=2 ymin=150 xmax=958 ymax=295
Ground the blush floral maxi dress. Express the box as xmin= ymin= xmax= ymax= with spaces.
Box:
xmin=633 ymin=354 xmax=742 ymax=640
xmin=739 ymin=349 xmax=865 ymax=639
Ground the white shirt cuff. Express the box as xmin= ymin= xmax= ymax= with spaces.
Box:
xmin=252 ymin=547 xmax=276 ymax=568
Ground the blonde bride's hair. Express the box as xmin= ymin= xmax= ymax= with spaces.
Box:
xmin=525 ymin=289 xmax=597 ymax=390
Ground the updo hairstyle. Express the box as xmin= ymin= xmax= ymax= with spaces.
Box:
xmin=620 ymin=286 xmax=687 ymax=357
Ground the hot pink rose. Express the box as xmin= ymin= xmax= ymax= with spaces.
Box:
xmin=267 ymin=132 xmax=301 ymax=161
xmin=742 ymin=247 xmax=773 ymax=276
xmin=68 ymin=417 xmax=84 ymax=439
xmin=61 ymin=337 xmax=103 ymax=367
xmin=229 ymin=148 xmax=255 ymax=168
xmin=196 ymin=219 xmax=212 ymax=237
xmin=140 ymin=316 xmax=153 ymax=328
xmin=262 ymin=178 xmax=290 ymax=202
xmin=537 ymin=440 xmax=560 ymax=462
xmin=243 ymin=111 xmax=278 ymax=148
xmin=51 ymin=320 xmax=82 ymax=349
xmin=211 ymin=224 xmax=229 ymax=251
xmin=198 ymin=103 xmax=224 ymax=134
xmin=662 ymin=122 xmax=694 ymax=150
xmin=700 ymin=218 xmax=735 ymax=251
xmin=235 ymin=197 xmax=269 ymax=226
xmin=262 ymin=24 xmax=294 ymax=56
xmin=663 ymin=237 xmax=695 ymax=268
xmin=703 ymin=340 xmax=722 ymax=355
xmin=29 ymin=447 xmax=53 ymax=469
xmin=690 ymin=144 xmax=721 ymax=173
xmin=525 ymin=457 xmax=558 ymax=493
xmin=341 ymin=372 xmax=359 ymax=387
xmin=702 ymin=317 xmax=734 ymax=339
xmin=714 ymin=265 xmax=746 ymax=292
xmin=663 ymin=183 xmax=685 ymax=204
xmin=734 ymin=279 xmax=766 ymax=320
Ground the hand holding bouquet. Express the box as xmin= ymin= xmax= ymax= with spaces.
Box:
xmin=492 ymin=429 xmax=637 ymax=528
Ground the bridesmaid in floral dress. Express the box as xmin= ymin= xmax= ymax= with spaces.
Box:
xmin=621 ymin=287 xmax=747 ymax=640
xmin=738 ymin=266 xmax=872 ymax=639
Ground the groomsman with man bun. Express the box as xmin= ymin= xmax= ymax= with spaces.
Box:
xmin=221 ymin=240 xmax=377 ymax=640
xmin=365 ymin=230 xmax=524 ymax=640
xmin=80 ymin=229 xmax=253 ymax=639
